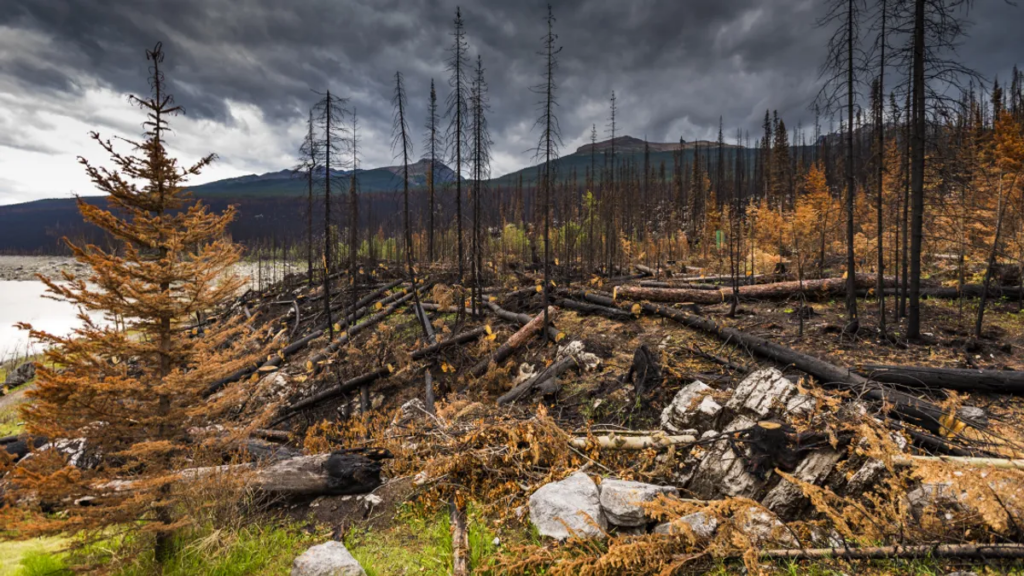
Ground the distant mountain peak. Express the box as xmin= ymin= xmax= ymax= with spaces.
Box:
xmin=574 ymin=135 xmax=742 ymax=155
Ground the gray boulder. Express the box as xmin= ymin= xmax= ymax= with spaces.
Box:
xmin=761 ymin=449 xmax=842 ymax=518
xmin=599 ymin=479 xmax=679 ymax=526
xmin=3 ymin=362 xmax=35 ymax=387
xmin=291 ymin=541 xmax=365 ymax=576
xmin=661 ymin=380 xmax=721 ymax=434
xmin=529 ymin=472 xmax=608 ymax=539
xmin=684 ymin=416 xmax=764 ymax=500
xmin=653 ymin=511 xmax=719 ymax=539
xmin=726 ymin=368 xmax=795 ymax=418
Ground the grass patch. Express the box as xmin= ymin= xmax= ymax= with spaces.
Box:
xmin=1 ymin=522 xmax=321 ymax=576
xmin=0 ymin=404 xmax=24 ymax=436
xmin=0 ymin=536 xmax=71 ymax=576
xmin=345 ymin=503 xmax=501 ymax=576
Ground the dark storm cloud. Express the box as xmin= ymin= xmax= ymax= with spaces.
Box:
xmin=2 ymin=0 xmax=1021 ymax=176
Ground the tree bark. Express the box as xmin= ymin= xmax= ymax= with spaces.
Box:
xmin=858 ymin=365 xmax=1024 ymax=395
xmin=615 ymin=275 xmax=893 ymax=304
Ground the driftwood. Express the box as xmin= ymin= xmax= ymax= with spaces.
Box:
xmin=615 ymin=274 xmax=894 ymax=305
xmin=858 ymin=365 xmax=1024 ymax=395
xmin=467 ymin=307 xmax=557 ymax=379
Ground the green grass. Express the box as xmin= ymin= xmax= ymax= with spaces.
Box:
xmin=345 ymin=504 xmax=500 ymax=576
xmin=1 ymin=522 xmax=320 ymax=576
xmin=0 ymin=536 xmax=71 ymax=576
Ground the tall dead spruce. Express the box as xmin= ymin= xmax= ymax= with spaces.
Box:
xmin=534 ymin=3 xmax=562 ymax=342
xmin=312 ymin=90 xmax=350 ymax=340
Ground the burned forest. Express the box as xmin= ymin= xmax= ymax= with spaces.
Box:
xmin=2 ymin=2 xmax=1024 ymax=575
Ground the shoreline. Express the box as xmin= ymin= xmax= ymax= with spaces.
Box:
xmin=0 ymin=255 xmax=301 ymax=284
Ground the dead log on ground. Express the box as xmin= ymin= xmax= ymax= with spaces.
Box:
xmin=467 ymin=307 xmax=557 ymax=379
xmin=615 ymin=274 xmax=895 ymax=304
xmin=203 ymin=282 xmax=416 ymax=396
xmin=272 ymin=327 xmax=487 ymax=423
xmin=553 ymin=297 xmax=634 ymax=321
xmin=497 ymin=351 xmax=576 ymax=405
xmin=104 ymin=452 xmax=384 ymax=498
xmin=858 ymin=365 xmax=1024 ymax=395
xmin=752 ymin=543 xmax=1024 ymax=561
xmin=576 ymin=289 xmax=983 ymax=438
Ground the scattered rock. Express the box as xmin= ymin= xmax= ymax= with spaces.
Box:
xmin=761 ymin=449 xmax=842 ymax=518
xmin=598 ymin=479 xmax=679 ymax=526
xmin=557 ymin=340 xmax=601 ymax=372
xmin=785 ymin=394 xmax=816 ymax=418
xmin=684 ymin=416 xmax=764 ymax=500
xmin=529 ymin=472 xmax=608 ymax=540
xmin=660 ymin=380 xmax=721 ymax=434
xmin=906 ymin=482 xmax=964 ymax=521
xmin=735 ymin=506 xmax=797 ymax=546
xmin=845 ymin=459 xmax=887 ymax=495
xmin=3 ymin=362 xmax=35 ymax=387
xmin=653 ymin=511 xmax=719 ymax=539
xmin=291 ymin=541 xmax=366 ymax=576
xmin=726 ymin=368 xmax=795 ymax=419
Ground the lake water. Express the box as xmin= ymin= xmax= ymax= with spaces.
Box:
xmin=0 ymin=281 xmax=105 ymax=357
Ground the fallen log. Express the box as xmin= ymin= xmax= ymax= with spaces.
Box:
xmin=639 ymin=281 xmax=721 ymax=290
xmin=568 ymin=435 xmax=1024 ymax=469
xmin=467 ymin=307 xmax=557 ymax=379
xmin=305 ymin=284 xmax=432 ymax=375
xmin=590 ymin=291 xmax=984 ymax=438
xmin=103 ymin=452 xmax=383 ymax=498
xmin=569 ymin=434 xmax=697 ymax=450
xmin=272 ymin=327 xmax=488 ymax=423
xmin=870 ymin=285 xmax=1023 ymax=300
xmin=485 ymin=302 xmax=563 ymax=344
xmin=203 ymin=283 xmax=416 ymax=396
xmin=635 ymin=264 xmax=657 ymax=276
xmin=553 ymin=297 xmax=634 ymax=321
xmin=497 ymin=351 xmax=576 ymax=405
xmin=753 ymin=543 xmax=1024 ymax=561
xmin=615 ymin=274 xmax=894 ymax=305
xmin=274 ymin=367 xmax=393 ymax=423
xmin=858 ymin=365 xmax=1024 ymax=395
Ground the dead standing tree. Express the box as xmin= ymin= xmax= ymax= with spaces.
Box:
xmin=816 ymin=0 xmax=867 ymax=336
xmin=312 ymin=90 xmax=350 ymax=341
xmin=423 ymin=79 xmax=442 ymax=263
xmin=469 ymin=54 xmax=492 ymax=318
xmin=888 ymin=0 xmax=980 ymax=339
xmin=533 ymin=3 xmax=562 ymax=343
xmin=296 ymin=109 xmax=319 ymax=287
xmin=445 ymin=7 xmax=470 ymax=285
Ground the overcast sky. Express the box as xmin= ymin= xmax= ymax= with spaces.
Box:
xmin=0 ymin=0 xmax=1019 ymax=205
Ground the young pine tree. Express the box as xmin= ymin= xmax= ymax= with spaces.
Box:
xmin=3 ymin=43 xmax=266 ymax=565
